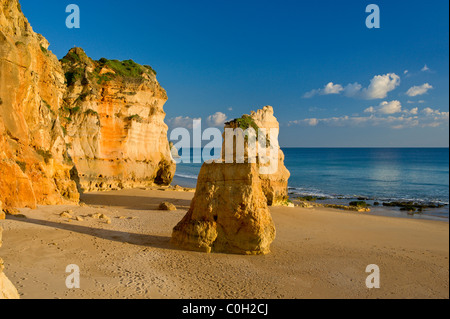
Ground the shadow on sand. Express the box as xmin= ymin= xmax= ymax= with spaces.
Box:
xmin=79 ymin=193 xmax=192 ymax=211
xmin=7 ymin=215 xmax=182 ymax=251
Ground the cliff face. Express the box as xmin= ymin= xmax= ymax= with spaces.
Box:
xmin=60 ymin=48 xmax=175 ymax=192
xmin=0 ymin=0 xmax=78 ymax=208
xmin=0 ymin=0 xmax=175 ymax=207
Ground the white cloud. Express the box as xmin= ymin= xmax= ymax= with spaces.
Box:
xmin=406 ymin=83 xmax=433 ymax=97
xmin=408 ymin=107 xmax=419 ymax=115
xmin=423 ymin=107 xmax=435 ymax=115
xmin=422 ymin=108 xmax=449 ymax=118
xmin=289 ymin=114 xmax=420 ymax=129
xmin=206 ymin=112 xmax=228 ymax=127
xmin=366 ymin=100 xmax=403 ymax=114
xmin=303 ymin=73 xmax=400 ymax=100
xmin=169 ymin=112 xmax=229 ymax=129
xmin=421 ymin=65 xmax=430 ymax=72
xmin=323 ymin=82 xmax=344 ymax=95
xmin=167 ymin=116 xmax=201 ymax=129
xmin=363 ymin=73 xmax=401 ymax=99
xmin=228 ymin=107 xmax=233 ymax=111
xmin=378 ymin=100 xmax=402 ymax=114
xmin=288 ymin=105 xmax=448 ymax=129
xmin=303 ymin=82 xmax=343 ymax=98
xmin=364 ymin=106 xmax=375 ymax=113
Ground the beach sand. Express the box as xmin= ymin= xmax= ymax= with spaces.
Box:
xmin=0 ymin=188 xmax=448 ymax=299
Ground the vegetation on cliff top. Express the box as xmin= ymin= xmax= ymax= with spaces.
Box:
xmin=227 ymin=115 xmax=259 ymax=132
xmin=60 ymin=48 xmax=157 ymax=85
xmin=97 ymin=58 xmax=157 ymax=78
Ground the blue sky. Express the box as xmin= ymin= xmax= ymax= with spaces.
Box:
xmin=20 ymin=0 xmax=449 ymax=147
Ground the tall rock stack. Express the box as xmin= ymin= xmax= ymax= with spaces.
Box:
xmin=0 ymin=226 xmax=20 ymax=299
xmin=0 ymin=0 xmax=79 ymax=208
xmin=222 ymin=106 xmax=290 ymax=206
xmin=172 ymin=106 xmax=288 ymax=254
xmin=172 ymin=162 xmax=276 ymax=255
xmin=60 ymin=48 xmax=175 ymax=192
xmin=249 ymin=106 xmax=290 ymax=206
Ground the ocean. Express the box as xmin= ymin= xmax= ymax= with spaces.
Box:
xmin=172 ymin=148 xmax=449 ymax=220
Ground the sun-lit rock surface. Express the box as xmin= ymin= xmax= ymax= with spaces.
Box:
xmin=1 ymin=0 xmax=175 ymax=206
xmin=250 ymin=106 xmax=291 ymax=206
xmin=0 ymin=0 xmax=79 ymax=208
xmin=60 ymin=48 xmax=175 ymax=192
xmin=222 ymin=106 xmax=290 ymax=206
xmin=172 ymin=162 xmax=276 ymax=255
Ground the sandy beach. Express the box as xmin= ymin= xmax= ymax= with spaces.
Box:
xmin=0 ymin=187 xmax=448 ymax=299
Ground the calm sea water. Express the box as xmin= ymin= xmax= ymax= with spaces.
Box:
xmin=172 ymin=148 xmax=449 ymax=220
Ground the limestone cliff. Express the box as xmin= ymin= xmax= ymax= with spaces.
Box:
xmin=172 ymin=162 xmax=276 ymax=255
xmin=60 ymin=48 xmax=175 ymax=192
xmin=223 ymin=106 xmax=290 ymax=206
xmin=0 ymin=225 xmax=20 ymax=299
xmin=0 ymin=0 xmax=79 ymax=208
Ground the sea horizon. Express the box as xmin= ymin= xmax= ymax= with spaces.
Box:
xmin=173 ymin=147 xmax=449 ymax=220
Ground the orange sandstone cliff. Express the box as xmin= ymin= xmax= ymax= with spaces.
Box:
xmin=60 ymin=48 xmax=175 ymax=192
xmin=0 ymin=0 xmax=175 ymax=207
xmin=0 ymin=0 xmax=78 ymax=208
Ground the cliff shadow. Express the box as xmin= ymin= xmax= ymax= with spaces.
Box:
xmin=79 ymin=193 xmax=192 ymax=211
xmin=70 ymin=164 xmax=83 ymax=195
xmin=7 ymin=216 xmax=182 ymax=251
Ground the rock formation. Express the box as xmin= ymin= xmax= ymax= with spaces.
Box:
xmin=0 ymin=227 xmax=20 ymax=299
xmin=172 ymin=162 xmax=276 ymax=255
xmin=172 ymin=106 xmax=289 ymax=254
xmin=0 ymin=0 xmax=79 ymax=208
xmin=1 ymin=0 xmax=175 ymax=208
xmin=250 ymin=106 xmax=290 ymax=205
xmin=60 ymin=48 xmax=175 ymax=192
xmin=159 ymin=202 xmax=177 ymax=211
xmin=223 ymin=106 xmax=290 ymax=206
